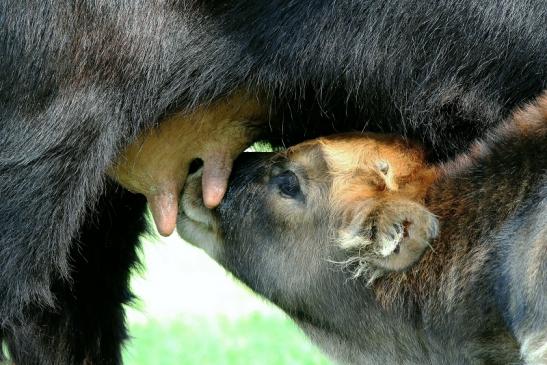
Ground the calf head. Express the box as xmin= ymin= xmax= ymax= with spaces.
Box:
xmin=179 ymin=134 xmax=439 ymax=307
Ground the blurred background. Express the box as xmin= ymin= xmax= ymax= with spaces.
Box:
xmin=122 ymin=230 xmax=333 ymax=365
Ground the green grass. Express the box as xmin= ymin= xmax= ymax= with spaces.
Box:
xmin=123 ymin=314 xmax=333 ymax=365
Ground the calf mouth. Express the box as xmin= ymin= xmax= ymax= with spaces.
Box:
xmin=178 ymin=151 xmax=274 ymax=258
xmin=177 ymin=169 xmax=223 ymax=259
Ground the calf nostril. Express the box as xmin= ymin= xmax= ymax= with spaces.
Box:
xmin=189 ymin=158 xmax=204 ymax=174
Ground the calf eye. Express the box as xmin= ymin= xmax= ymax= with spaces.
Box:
xmin=272 ymin=170 xmax=301 ymax=198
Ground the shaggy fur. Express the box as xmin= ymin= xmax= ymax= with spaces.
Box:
xmin=1 ymin=0 xmax=546 ymax=362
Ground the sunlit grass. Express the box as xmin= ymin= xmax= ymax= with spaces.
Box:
xmin=123 ymin=315 xmax=332 ymax=365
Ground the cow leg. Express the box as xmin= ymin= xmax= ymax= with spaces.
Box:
xmin=2 ymin=181 xmax=147 ymax=365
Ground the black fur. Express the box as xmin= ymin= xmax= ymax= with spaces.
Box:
xmin=0 ymin=0 xmax=546 ymax=363
xmin=1 ymin=181 xmax=147 ymax=364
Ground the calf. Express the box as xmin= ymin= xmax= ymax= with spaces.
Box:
xmin=179 ymin=95 xmax=547 ymax=365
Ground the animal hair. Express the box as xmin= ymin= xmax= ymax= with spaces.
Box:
xmin=1 ymin=0 xmax=546 ymax=362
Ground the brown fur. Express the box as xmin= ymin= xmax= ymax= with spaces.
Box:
xmin=282 ymin=133 xmax=440 ymax=274
xmin=376 ymin=93 xmax=547 ymax=303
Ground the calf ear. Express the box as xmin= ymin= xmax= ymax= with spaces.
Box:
xmin=337 ymin=199 xmax=439 ymax=280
